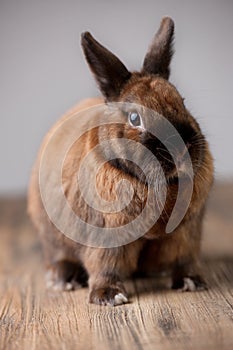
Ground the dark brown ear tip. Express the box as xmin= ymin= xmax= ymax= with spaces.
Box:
xmin=160 ymin=16 xmax=175 ymax=31
xmin=161 ymin=16 xmax=174 ymax=24
xmin=81 ymin=32 xmax=93 ymax=45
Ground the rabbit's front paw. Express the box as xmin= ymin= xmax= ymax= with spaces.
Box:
xmin=45 ymin=260 xmax=88 ymax=291
xmin=172 ymin=275 xmax=208 ymax=292
xmin=89 ymin=287 xmax=128 ymax=306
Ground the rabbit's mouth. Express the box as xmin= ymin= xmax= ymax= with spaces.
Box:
xmin=140 ymin=126 xmax=206 ymax=181
xmin=166 ymin=167 xmax=191 ymax=184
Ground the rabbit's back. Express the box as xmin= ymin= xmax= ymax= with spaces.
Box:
xmin=27 ymin=97 xmax=103 ymax=237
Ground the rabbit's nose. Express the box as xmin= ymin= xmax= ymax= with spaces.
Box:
xmin=175 ymin=143 xmax=191 ymax=172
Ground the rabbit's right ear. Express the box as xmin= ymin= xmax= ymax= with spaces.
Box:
xmin=142 ymin=17 xmax=174 ymax=80
xmin=81 ymin=32 xmax=131 ymax=101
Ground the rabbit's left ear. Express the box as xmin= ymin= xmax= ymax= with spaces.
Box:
xmin=81 ymin=32 xmax=131 ymax=100
xmin=142 ymin=17 xmax=174 ymax=80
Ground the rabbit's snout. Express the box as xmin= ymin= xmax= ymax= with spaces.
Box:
xmin=141 ymin=130 xmax=195 ymax=177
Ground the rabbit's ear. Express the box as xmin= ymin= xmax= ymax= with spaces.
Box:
xmin=142 ymin=17 xmax=174 ymax=79
xmin=81 ymin=32 xmax=131 ymax=100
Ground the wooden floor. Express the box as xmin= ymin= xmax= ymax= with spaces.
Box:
xmin=0 ymin=183 xmax=233 ymax=350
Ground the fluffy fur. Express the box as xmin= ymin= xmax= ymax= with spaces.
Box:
xmin=28 ymin=17 xmax=214 ymax=306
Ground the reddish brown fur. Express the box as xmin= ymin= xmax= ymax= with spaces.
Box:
xmin=28 ymin=18 xmax=214 ymax=305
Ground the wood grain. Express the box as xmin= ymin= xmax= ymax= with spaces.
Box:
xmin=0 ymin=183 xmax=233 ymax=350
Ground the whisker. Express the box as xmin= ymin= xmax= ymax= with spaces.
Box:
xmin=159 ymin=154 xmax=175 ymax=166
xmin=164 ymin=133 xmax=183 ymax=142
xmin=156 ymin=147 xmax=174 ymax=157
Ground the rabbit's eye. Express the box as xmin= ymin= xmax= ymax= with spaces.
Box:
xmin=128 ymin=111 xmax=142 ymax=127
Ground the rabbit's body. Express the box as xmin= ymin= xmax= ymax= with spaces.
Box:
xmin=28 ymin=18 xmax=214 ymax=305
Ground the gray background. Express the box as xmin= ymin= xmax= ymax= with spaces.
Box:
xmin=1 ymin=0 xmax=233 ymax=194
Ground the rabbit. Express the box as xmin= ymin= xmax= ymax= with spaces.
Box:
xmin=28 ymin=17 xmax=214 ymax=306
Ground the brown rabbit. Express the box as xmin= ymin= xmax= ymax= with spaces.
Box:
xmin=28 ymin=17 xmax=214 ymax=306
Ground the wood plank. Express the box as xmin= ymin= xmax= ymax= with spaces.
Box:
xmin=0 ymin=182 xmax=233 ymax=350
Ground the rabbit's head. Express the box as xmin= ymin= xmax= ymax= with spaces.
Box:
xmin=81 ymin=17 xmax=209 ymax=184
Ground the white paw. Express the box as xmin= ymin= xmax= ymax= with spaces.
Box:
xmin=182 ymin=277 xmax=197 ymax=292
xmin=113 ymin=293 xmax=128 ymax=306
xmin=45 ymin=271 xmax=75 ymax=291
xmin=46 ymin=278 xmax=73 ymax=291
